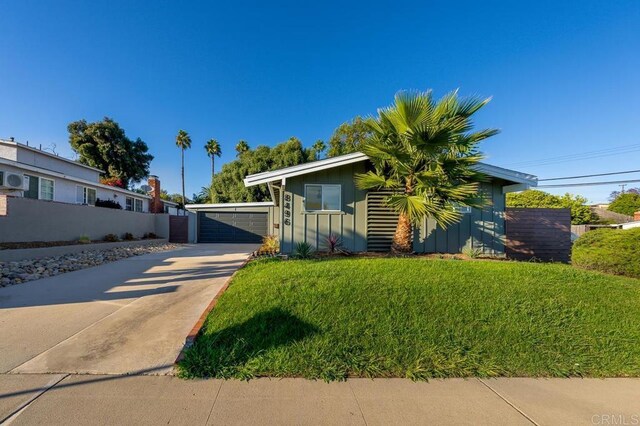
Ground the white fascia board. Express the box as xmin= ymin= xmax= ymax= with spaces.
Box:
xmin=243 ymin=152 xmax=368 ymax=187
xmin=475 ymin=163 xmax=538 ymax=186
xmin=0 ymin=157 xmax=152 ymax=199
xmin=185 ymin=202 xmax=275 ymax=210
xmin=242 ymin=151 xmax=538 ymax=188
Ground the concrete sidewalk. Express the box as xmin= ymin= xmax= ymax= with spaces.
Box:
xmin=1 ymin=375 xmax=638 ymax=425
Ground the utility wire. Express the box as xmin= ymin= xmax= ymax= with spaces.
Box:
xmin=538 ymin=178 xmax=640 ymax=188
xmin=505 ymin=143 xmax=640 ymax=168
xmin=539 ymin=169 xmax=640 ymax=181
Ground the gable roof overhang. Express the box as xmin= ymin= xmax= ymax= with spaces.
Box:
xmin=243 ymin=152 xmax=537 ymax=189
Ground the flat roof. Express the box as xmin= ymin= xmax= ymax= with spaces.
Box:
xmin=185 ymin=202 xmax=274 ymax=210
xmin=243 ymin=152 xmax=538 ymax=187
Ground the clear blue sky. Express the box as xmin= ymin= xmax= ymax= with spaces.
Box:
xmin=1 ymin=1 xmax=639 ymax=203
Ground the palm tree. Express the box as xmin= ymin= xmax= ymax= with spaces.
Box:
xmin=175 ymin=129 xmax=192 ymax=215
xmin=355 ymin=90 xmax=499 ymax=253
xmin=312 ymin=139 xmax=326 ymax=160
xmin=205 ymin=139 xmax=222 ymax=181
xmin=235 ymin=140 xmax=249 ymax=156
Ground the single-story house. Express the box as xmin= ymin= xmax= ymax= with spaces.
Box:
xmin=0 ymin=138 xmax=152 ymax=212
xmin=186 ymin=152 xmax=537 ymax=255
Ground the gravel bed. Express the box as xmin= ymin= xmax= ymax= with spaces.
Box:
xmin=0 ymin=243 xmax=179 ymax=287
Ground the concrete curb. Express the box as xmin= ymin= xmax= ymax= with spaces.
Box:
xmin=0 ymin=239 xmax=169 ymax=262
xmin=174 ymin=257 xmax=253 ymax=364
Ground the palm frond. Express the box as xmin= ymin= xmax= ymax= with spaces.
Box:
xmin=354 ymin=171 xmax=401 ymax=191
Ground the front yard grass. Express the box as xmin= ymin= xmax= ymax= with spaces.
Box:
xmin=178 ymin=257 xmax=640 ymax=380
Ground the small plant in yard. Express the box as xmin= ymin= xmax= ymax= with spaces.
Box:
xmin=143 ymin=232 xmax=158 ymax=239
xmin=77 ymin=235 xmax=91 ymax=244
xmin=293 ymin=241 xmax=314 ymax=259
xmin=258 ymin=235 xmax=279 ymax=255
xmin=103 ymin=233 xmax=119 ymax=242
xmin=122 ymin=232 xmax=135 ymax=241
xmin=462 ymin=246 xmax=482 ymax=259
xmin=322 ymin=233 xmax=343 ymax=254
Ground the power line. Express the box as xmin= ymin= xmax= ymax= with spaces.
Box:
xmin=505 ymin=143 xmax=640 ymax=168
xmin=539 ymin=169 xmax=640 ymax=181
xmin=538 ymin=178 xmax=640 ymax=188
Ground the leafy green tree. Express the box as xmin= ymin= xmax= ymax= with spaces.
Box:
xmin=608 ymin=187 xmax=639 ymax=202
xmin=327 ymin=116 xmax=373 ymax=157
xmin=506 ymin=190 xmax=597 ymax=224
xmin=199 ymin=137 xmax=309 ymax=203
xmin=309 ymin=139 xmax=326 ymax=160
xmin=608 ymin=192 xmax=640 ymax=216
xmin=235 ymin=140 xmax=250 ymax=156
xmin=68 ymin=117 xmax=153 ymax=188
xmin=355 ymin=90 xmax=497 ymax=253
xmin=175 ymin=130 xmax=192 ymax=213
xmin=205 ymin=139 xmax=222 ymax=181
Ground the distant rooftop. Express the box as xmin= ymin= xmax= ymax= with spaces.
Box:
xmin=0 ymin=137 xmax=105 ymax=173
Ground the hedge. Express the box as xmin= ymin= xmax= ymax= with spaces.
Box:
xmin=572 ymin=228 xmax=640 ymax=278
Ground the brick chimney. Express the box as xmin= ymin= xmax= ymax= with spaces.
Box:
xmin=634 ymin=211 xmax=640 ymax=221
xmin=148 ymin=175 xmax=164 ymax=213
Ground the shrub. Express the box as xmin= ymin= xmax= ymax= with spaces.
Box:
xmin=608 ymin=193 xmax=640 ymax=217
xmin=142 ymin=232 xmax=158 ymax=239
xmin=506 ymin=190 xmax=596 ymax=225
xmin=572 ymin=228 xmax=640 ymax=278
xmin=293 ymin=241 xmax=314 ymax=259
xmin=462 ymin=246 xmax=482 ymax=259
xmin=103 ymin=233 xmax=119 ymax=242
xmin=122 ymin=232 xmax=135 ymax=241
xmin=99 ymin=177 xmax=126 ymax=188
xmin=322 ymin=234 xmax=343 ymax=254
xmin=95 ymin=199 xmax=123 ymax=210
xmin=77 ymin=234 xmax=91 ymax=244
xmin=259 ymin=235 xmax=279 ymax=255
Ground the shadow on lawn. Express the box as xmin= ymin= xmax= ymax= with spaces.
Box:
xmin=179 ymin=308 xmax=318 ymax=378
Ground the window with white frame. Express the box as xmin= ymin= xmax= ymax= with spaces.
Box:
xmin=76 ymin=186 xmax=96 ymax=205
xmin=40 ymin=178 xmax=54 ymax=201
xmin=125 ymin=197 xmax=133 ymax=211
xmin=304 ymin=184 xmax=341 ymax=211
xmin=134 ymin=199 xmax=143 ymax=212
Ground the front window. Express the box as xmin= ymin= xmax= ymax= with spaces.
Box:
xmin=40 ymin=178 xmax=54 ymax=201
xmin=85 ymin=188 xmax=96 ymax=205
xmin=134 ymin=199 xmax=143 ymax=212
xmin=125 ymin=197 xmax=133 ymax=211
xmin=305 ymin=184 xmax=341 ymax=211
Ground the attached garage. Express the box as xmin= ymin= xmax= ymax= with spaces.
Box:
xmin=198 ymin=211 xmax=268 ymax=243
xmin=185 ymin=202 xmax=277 ymax=244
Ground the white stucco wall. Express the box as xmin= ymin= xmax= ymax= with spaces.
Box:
xmin=14 ymin=145 xmax=101 ymax=182
xmin=0 ymin=163 xmax=149 ymax=212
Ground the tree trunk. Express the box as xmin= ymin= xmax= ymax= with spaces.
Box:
xmin=181 ymin=149 xmax=186 ymax=216
xmin=391 ymin=213 xmax=413 ymax=253
xmin=211 ymin=156 xmax=215 ymax=181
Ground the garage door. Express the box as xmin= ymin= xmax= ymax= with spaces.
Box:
xmin=198 ymin=211 xmax=268 ymax=243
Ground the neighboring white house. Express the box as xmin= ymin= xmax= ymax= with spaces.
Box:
xmin=0 ymin=138 xmax=151 ymax=212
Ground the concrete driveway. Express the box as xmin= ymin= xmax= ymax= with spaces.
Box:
xmin=0 ymin=244 xmax=257 ymax=375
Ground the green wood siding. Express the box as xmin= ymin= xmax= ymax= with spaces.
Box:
xmin=279 ymin=163 xmax=507 ymax=255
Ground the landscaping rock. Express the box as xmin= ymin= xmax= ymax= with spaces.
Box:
xmin=0 ymin=243 xmax=179 ymax=288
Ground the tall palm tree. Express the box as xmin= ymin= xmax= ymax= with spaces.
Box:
xmin=235 ymin=140 xmax=249 ymax=156
xmin=312 ymin=139 xmax=326 ymax=160
xmin=175 ymin=129 xmax=192 ymax=215
xmin=204 ymin=139 xmax=222 ymax=180
xmin=355 ymin=90 xmax=499 ymax=253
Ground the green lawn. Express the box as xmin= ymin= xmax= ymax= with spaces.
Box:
xmin=178 ymin=257 xmax=640 ymax=380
